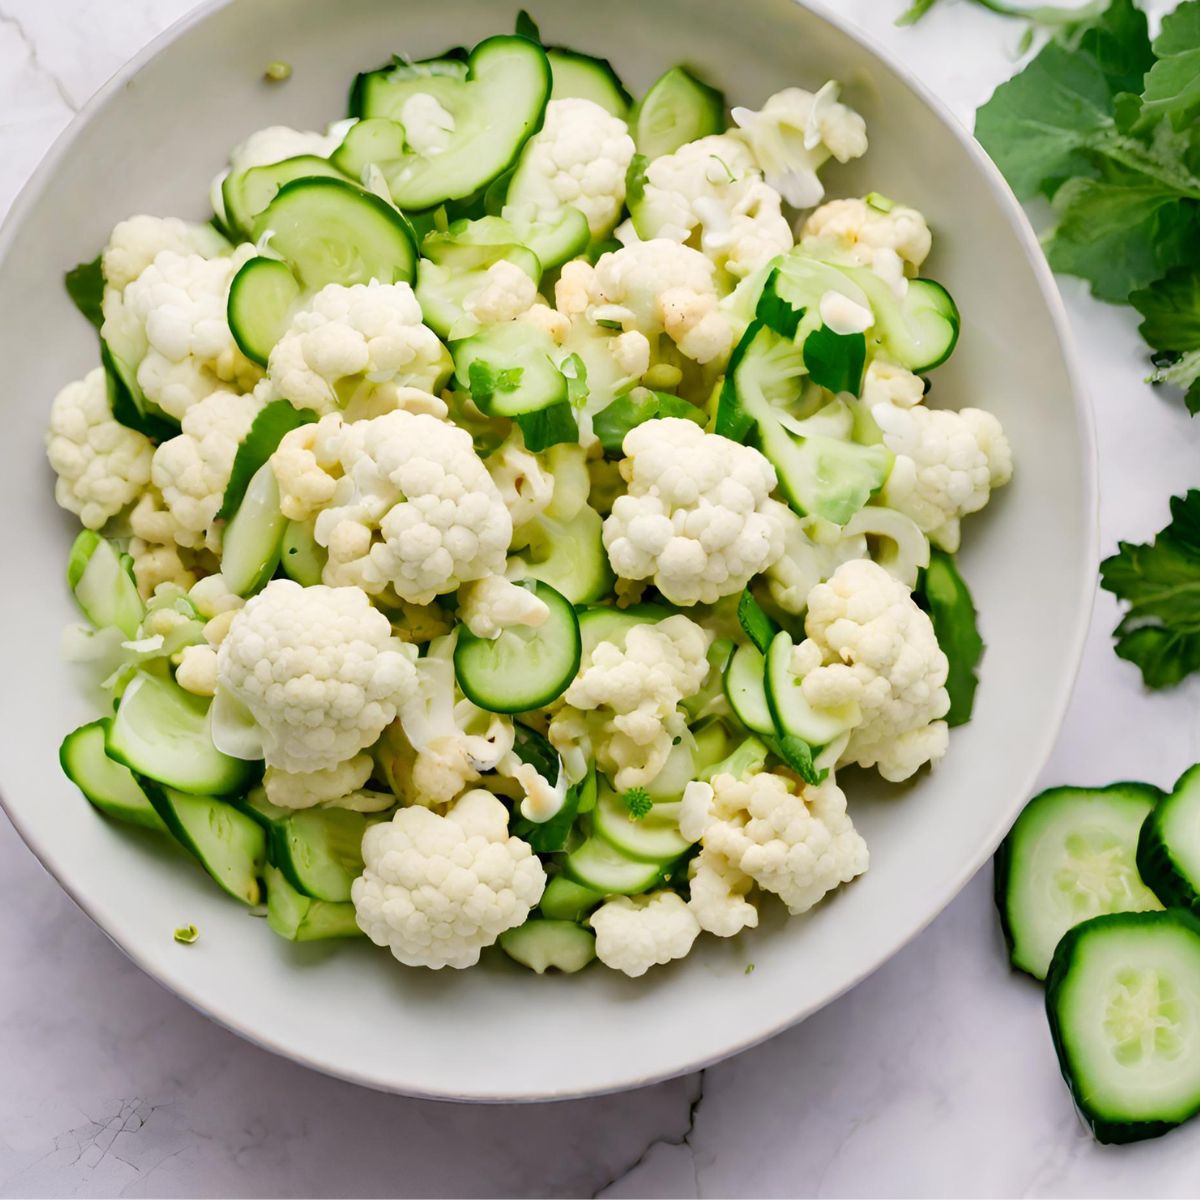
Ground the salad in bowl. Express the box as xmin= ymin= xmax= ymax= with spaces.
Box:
xmin=47 ymin=13 xmax=1011 ymax=981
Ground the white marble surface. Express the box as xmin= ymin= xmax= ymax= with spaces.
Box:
xmin=2 ymin=0 xmax=1199 ymax=1195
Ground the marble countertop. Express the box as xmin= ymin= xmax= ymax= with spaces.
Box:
xmin=3 ymin=1 xmax=1200 ymax=1195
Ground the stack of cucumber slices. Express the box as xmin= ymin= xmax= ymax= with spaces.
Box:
xmin=997 ymin=771 xmax=1200 ymax=1143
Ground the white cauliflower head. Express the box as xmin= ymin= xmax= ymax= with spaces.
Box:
xmin=557 ymin=613 xmax=711 ymax=791
xmin=603 ymin=418 xmax=787 ymax=606
xmin=875 ymin=403 xmax=1013 ymax=553
xmin=271 ymin=409 xmax=512 ymax=604
xmin=45 ymin=368 xmax=154 ymax=530
xmin=103 ymin=244 xmax=262 ymax=420
xmin=680 ymin=771 xmax=868 ymax=915
xmin=802 ymin=197 xmax=932 ymax=294
xmin=505 ymin=97 xmax=635 ymax=239
xmin=589 ymin=891 xmax=701 ymax=977
xmin=127 ymin=534 xmax=212 ymax=599
xmin=262 ymin=752 xmax=387 ymax=811
xmin=633 ymin=134 xmax=794 ymax=280
xmin=214 ymin=579 xmax=419 ymax=773
xmin=687 ymin=844 xmax=760 ymax=937
xmin=351 ymin=788 xmax=546 ymax=969
xmin=796 ymin=558 xmax=951 ymax=781
xmin=461 ymin=259 xmax=539 ymax=327
xmin=150 ymin=389 xmax=263 ymax=549
xmin=485 ymin=428 xmax=558 ymax=529
xmin=863 ymin=359 xmax=926 ymax=410
xmin=731 ymin=83 xmax=868 ymax=210
xmin=267 ymin=281 xmax=451 ymax=418
xmin=102 ymin=215 xmax=230 ymax=293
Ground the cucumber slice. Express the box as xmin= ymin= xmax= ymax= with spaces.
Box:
xmin=848 ymin=269 xmax=959 ymax=373
xmin=453 ymin=320 xmax=569 ymax=416
xmin=280 ymin=518 xmax=326 ymax=586
xmin=67 ymin=531 xmax=144 ymax=638
xmin=416 ymin=234 xmax=541 ymax=339
xmin=145 ymin=781 xmax=266 ymax=905
xmin=223 ymin=155 xmax=349 ymax=238
xmin=509 ymin=206 xmax=589 ymax=272
xmin=1046 ymin=909 xmax=1200 ymax=1144
xmin=107 ymin=672 xmax=256 ymax=796
xmin=547 ymin=49 xmax=631 ymax=117
xmin=540 ymin=874 xmax=603 ymax=921
xmin=252 ymin=177 xmax=417 ymax=291
xmin=577 ymin=603 xmax=669 ymax=663
xmin=338 ymin=36 xmax=551 ymax=210
xmin=219 ymin=400 xmax=316 ymax=521
xmin=564 ymin=835 xmax=667 ymax=895
xmin=513 ymin=506 xmax=614 ymax=605
xmin=60 ymin=719 xmax=168 ymax=833
xmin=764 ymin=630 xmax=861 ymax=747
xmin=220 ymin=462 xmax=288 ymax=597
xmin=227 ymin=257 xmax=302 ymax=367
xmin=631 ymin=66 xmax=725 ymax=159
xmin=350 ymin=50 xmax=470 ymax=118
xmin=593 ymin=784 xmax=692 ymax=862
xmin=453 ymin=580 xmax=581 ymax=713
xmin=499 ymin=918 xmax=596 ymax=974
xmin=265 ymin=864 xmax=363 ymax=942
xmin=995 ymin=784 xmax=1164 ymax=981
xmin=723 ymin=642 xmax=774 ymax=736
xmin=274 ymin=808 xmax=370 ymax=903
xmin=1138 ymin=765 xmax=1200 ymax=916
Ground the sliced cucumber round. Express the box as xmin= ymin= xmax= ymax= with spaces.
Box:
xmin=252 ymin=176 xmax=417 ymax=291
xmin=223 ymin=155 xmax=350 ymax=238
xmin=508 ymin=206 xmax=589 ymax=271
xmin=265 ymin=863 xmax=363 ymax=942
xmin=452 ymin=320 xmax=568 ymax=417
xmin=564 ymin=834 xmax=667 ymax=895
xmin=107 ymin=672 xmax=256 ymax=796
xmin=60 ymin=719 xmax=168 ymax=833
xmin=849 ymin=269 xmax=959 ymax=373
xmin=338 ymin=36 xmax=551 ymax=211
xmin=577 ymin=603 xmax=670 ymax=664
xmin=1046 ymin=909 xmax=1200 ymax=1144
xmin=275 ymin=808 xmax=371 ymax=903
xmin=499 ymin=918 xmax=596 ymax=974
xmin=764 ymin=629 xmax=861 ymax=747
xmin=631 ymin=65 xmax=725 ymax=159
xmin=453 ymin=580 xmax=581 ymax=713
xmin=724 ymin=642 xmax=774 ymax=736
xmin=995 ymin=783 xmax=1164 ymax=981
xmin=593 ymin=784 xmax=691 ymax=863
xmin=145 ymin=781 xmax=266 ymax=906
xmin=350 ymin=50 xmax=470 ymax=118
xmin=1138 ymin=764 xmax=1200 ymax=915
xmin=67 ymin=531 xmax=144 ymax=638
xmin=227 ymin=257 xmax=302 ymax=367
xmin=220 ymin=462 xmax=288 ymax=597
xmin=512 ymin=505 xmax=613 ymax=605
xmin=547 ymin=48 xmax=631 ymax=117
xmin=280 ymin=518 xmax=326 ymax=586
xmin=539 ymin=873 xmax=603 ymax=921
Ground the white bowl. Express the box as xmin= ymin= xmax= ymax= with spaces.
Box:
xmin=0 ymin=0 xmax=1093 ymax=1100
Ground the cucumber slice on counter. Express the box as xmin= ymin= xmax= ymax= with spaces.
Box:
xmin=60 ymin=719 xmax=168 ymax=833
xmin=1138 ymin=765 xmax=1200 ymax=916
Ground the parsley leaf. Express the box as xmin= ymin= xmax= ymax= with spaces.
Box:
xmin=1100 ymin=491 xmax=1200 ymax=688
xmin=592 ymin=388 xmax=704 ymax=456
xmin=1141 ymin=1 xmax=1200 ymax=131
xmin=918 ymin=551 xmax=984 ymax=726
xmin=1131 ymin=265 xmax=1200 ymax=414
xmin=64 ymin=256 xmax=105 ymax=330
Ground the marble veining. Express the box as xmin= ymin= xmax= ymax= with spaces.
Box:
xmin=2 ymin=1 xmax=1199 ymax=1195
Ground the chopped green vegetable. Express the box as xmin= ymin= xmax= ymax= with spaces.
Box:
xmin=919 ymin=551 xmax=984 ymax=726
xmin=592 ymin=388 xmax=704 ymax=456
xmin=1099 ymin=491 xmax=1200 ymax=688
xmin=64 ymin=256 xmax=105 ymax=330
xmin=218 ymin=400 xmax=317 ymax=520
xmin=173 ymin=924 xmax=200 ymax=944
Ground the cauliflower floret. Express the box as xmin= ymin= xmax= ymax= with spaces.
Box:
xmin=262 ymin=752 xmax=392 ymax=812
xmin=802 ymin=197 xmax=932 ymax=294
xmin=267 ymin=281 xmax=451 ymax=418
xmin=797 ymin=558 xmax=951 ymax=782
xmin=398 ymin=94 xmax=456 ymax=156
xmin=485 ymin=428 xmax=558 ymax=528
xmin=351 ymin=788 xmax=546 ymax=969
xmin=127 ymin=536 xmax=211 ymax=599
xmin=680 ymin=772 xmax=868 ymax=915
xmin=496 ymin=752 xmax=569 ymax=824
xmin=602 ymin=418 xmax=787 ymax=606
xmin=555 ymin=614 xmax=711 ymax=791
xmin=102 ymin=215 xmax=230 ymax=293
xmin=688 ymin=844 xmax=760 ymax=937
xmin=570 ymin=240 xmax=734 ymax=365
xmin=632 ymin=134 xmax=793 ymax=280
xmin=175 ymin=644 xmax=219 ymax=696
xmin=214 ymin=579 xmax=419 ymax=773
xmin=863 ymin=359 xmax=925 ymax=410
xmin=874 ymin=403 xmax=1013 ymax=553
xmin=103 ymin=244 xmax=262 ymax=420
xmin=228 ymin=124 xmax=345 ymax=174
xmin=457 ymin=576 xmax=549 ymax=640
xmin=150 ymin=389 xmax=263 ymax=549
xmin=45 ymin=368 xmax=154 ymax=530
xmin=589 ymin=891 xmax=701 ymax=977
xmin=504 ymin=98 xmax=635 ymax=238
xmin=731 ymin=82 xmax=868 ymax=210
xmin=461 ymin=259 xmax=539 ymax=326
xmin=188 ymin=573 xmax=245 ymax=620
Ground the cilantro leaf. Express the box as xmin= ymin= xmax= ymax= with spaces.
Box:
xmin=918 ymin=551 xmax=984 ymax=726
xmin=64 ymin=256 xmax=105 ymax=330
xmin=1131 ymin=265 xmax=1200 ymax=414
xmin=1100 ymin=491 xmax=1200 ymax=688
xmin=803 ymin=325 xmax=866 ymax=396
xmin=560 ymin=352 xmax=589 ymax=409
xmin=1075 ymin=0 xmax=1153 ymax=98
xmin=516 ymin=402 xmax=579 ymax=453
xmin=1141 ymin=0 xmax=1200 ymax=131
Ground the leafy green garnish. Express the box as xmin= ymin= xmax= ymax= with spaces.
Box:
xmin=803 ymin=325 xmax=866 ymax=397
xmin=1131 ymin=265 xmax=1200 ymax=415
xmin=1100 ymin=491 xmax=1200 ymax=688
xmin=918 ymin=551 xmax=984 ymax=726
xmin=218 ymin=400 xmax=317 ymax=520
xmin=64 ymin=256 xmax=105 ymax=330
xmin=467 ymin=359 xmax=524 ymax=407
xmin=516 ymin=403 xmax=579 ymax=454
xmin=592 ymin=388 xmax=704 ymax=455
xmin=736 ymin=588 xmax=779 ymax=656
xmin=772 ymin=734 xmax=825 ymax=787
xmin=623 ymin=787 xmax=652 ymax=820
xmin=560 ymin=352 xmax=589 ymax=409
xmin=173 ymin=924 xmax=200 ymax=944
xmin=514 ymin=9 xmax=542 ymax=42
xmin=1140 ymin=1 xmax=1200 ymax=129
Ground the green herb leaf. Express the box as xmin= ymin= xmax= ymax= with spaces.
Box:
xmin=560 ymin=352 xmax=590 ymax=409
xmin=1075 ymin=0 xmax=1153 ymax=98
xmin=736 ymin=588 xmax=779 ymax=655
xmin=1100 ymin=491 xmax=1200 ymax=688
xmin=592 ymin=388 xmax=704 ymax=456
xmin=919 ymin=551 xmax=984 ymax=726
xmin=1141 ymin=0 xmax=1200 ymax=131
xmin=218 ymin=400 xmax=317 ymax=521
xmin=772 ymin=734 xmax=825 ymax=787
xmin=516 ymin=402 xmax=579 ymax=453
xmin=101 ymin=341 xmax=179 ymax=443
xmin=1132 ymin=265 xmax=1200 ymax=414
xmin=467 ymin=359 xmax=524 ymax=409
xmin=64 ymin=256 xmax=105 ymax=330
xmin=514 ymin=9 xmax=542 ymax=42
xmin=803 ymin=325 xmax=867 ymax=396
